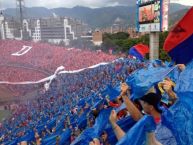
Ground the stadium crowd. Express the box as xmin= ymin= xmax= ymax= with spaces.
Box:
xmin=0 ymin=40 xmax=116 ymax=82
xmin=0 ymin=58 xmax=146 ymax=145
xmin=1 ymin=6 xmax=193 ymax=145
xmin=0 ymin=52 xmax=189 ymax=145
xmin=0 ymin=39 xmax=191 ymax=145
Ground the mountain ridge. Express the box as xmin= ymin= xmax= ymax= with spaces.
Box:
xmin=3 ymin=3 xmax=191 ymax=28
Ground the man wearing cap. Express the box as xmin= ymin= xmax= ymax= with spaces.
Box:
xmin=109 ymin=81 xmax=177 ymax=145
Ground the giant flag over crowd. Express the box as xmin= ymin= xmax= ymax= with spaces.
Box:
xmin=115 ymin=60 xmax=193 ymax=145
xmin=129 ymin=44 xmax=149 ymax=61
xmin=164 ymin=7 xmax=193 ymax=65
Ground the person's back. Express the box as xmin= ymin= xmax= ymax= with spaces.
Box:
xmin=155 ymin=122 xmax=177 ymax=145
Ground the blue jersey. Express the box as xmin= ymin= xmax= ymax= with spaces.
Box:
xmin=155 ymin=123 xmax=177 ymax=145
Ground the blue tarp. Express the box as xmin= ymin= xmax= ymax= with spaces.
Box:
xmin=163 ymin=60 xmax=193 ymax=145
xmin=117 ymin=115 xmax=156 ymax=145
xmin=162 ymin=94 xmax=193 ymax=145
xmin=78 ymin=108 xmax=91 ymax=130
xmin=71 ymin=108 xmax=112 ymax=145
xmin=175 ymin=61 xmax=193 ymax=93
xmin=126 ymin=65 xmax=178 ymax=100
xmin=59 ymin=129 xmax=71 ymax=145
xmin=102 ymin=85 xmax=120 ymax=100
xmin=119 ymin=60 xmax=193 ymax=145
xmin=17 ymin=130 xmax=35 ymax=142
xmin=2 ymin=58 xmax=193 ymax=145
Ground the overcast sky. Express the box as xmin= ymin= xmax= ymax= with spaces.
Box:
xmin=1 ymin=0 xmax=193 ymax=9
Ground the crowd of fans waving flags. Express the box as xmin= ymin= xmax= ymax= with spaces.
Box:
xmin=0 ymin=6 xmax=193 ymax=145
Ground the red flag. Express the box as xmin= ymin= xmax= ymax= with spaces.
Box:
xmin=164 ymin=7 xmax=193 ymax=64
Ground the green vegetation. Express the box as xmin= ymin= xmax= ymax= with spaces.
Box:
xmin=102 ymin=31 xmax=171 ymax=61
xmin=159 ymin=31 xmax=171 ymax=61
xmin=0 ymin=110 xmax=11 ymax=122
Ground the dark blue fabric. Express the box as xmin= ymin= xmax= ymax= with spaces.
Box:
xmin=92 ymin=99 xmax=105 ymax=110
xmin=59 ymin=129 xmax=71 ymax=145
xmin=36 ymin=123 xmax=46 ymax=134
xmin=93 ymin=108 xmax=112 ymax=136
xmin=175 ymin=60 xmax=193 ymax=93
xmin=129 ymin=47 xmax=144 ymax=61
xmin=71 ymin=128 xmax=96 ymax=145
xmin=17 ymin=130 xmax=35 ymax=142
xmin=78 ymin=99 xmax=86 ymax=107
xmin=162 ymin=93 xmax=193 ymax=145
xmin=78 ymin=109 xmax=90 ymax=130
xmin=72 ymin=108 xmax=112 ymax=145
xmin=155 ymin=122 xmax=177 ymax=145
xmin=162 ymin=60 xmax=193 ymax=145
xmin=41 ymin=132 xmax=60 ymax=144
xmin=168 ymin=34 xmax=193 ymax=65
xmin=102 ymin=85 xmax=120 ymax=101
xmin=55 ymin=121 xmax=65 ymax=133
xmin=2 ymin=140 xmax=17 ymax=145
xmin=126 ymin=66 xmax=177 ymax=100
xmin=116 ymin=115 xmax=156 ymax=145
xmin=47 ymin=118 xmax=56 ymax=130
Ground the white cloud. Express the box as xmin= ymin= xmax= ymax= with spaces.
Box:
xmin=1 ymin=0 xmax=120 ymax=8
xmin=171 ymin=0 xmax=193 ymax=6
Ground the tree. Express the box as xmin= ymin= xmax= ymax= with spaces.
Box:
xmin=159 ymin=31 xmax=171 ymax=61
xmin=102 ymin=31 xmax=171 ymax=61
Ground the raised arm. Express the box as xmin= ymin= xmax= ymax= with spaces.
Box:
xmin=35 ymin=132 xmax=41 ymax=145
xmin=121 ymin=83 xmax=143 ymax=121
xmin=109 ymin=110 xmax=126 ymax=140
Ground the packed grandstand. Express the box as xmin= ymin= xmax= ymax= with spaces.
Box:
xmin=0 ymin=39 xmax=145 ymax=144
xmin=0 ymin=40 xmax=193 ymax=145
xmin=0 ymin=5 xmax=193 ymax=145
xmin=0 ymin=40 xmax=116 ymax=82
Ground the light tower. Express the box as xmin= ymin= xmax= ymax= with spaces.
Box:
xmin=0 ymin=11 xmax=5 ymax=39
xmin=16 ymin=0 xmax=25 ymax=30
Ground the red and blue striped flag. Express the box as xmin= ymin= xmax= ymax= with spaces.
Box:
xmin=164 ymin=7 xmax=193 ymax=64
xmin=129 ymin=44 xmax=149 ymax=60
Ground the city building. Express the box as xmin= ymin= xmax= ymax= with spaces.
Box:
xmin=0 ymin=12 xmax=90 ymax=45
xmin=128 ymin=27 xmax=146 ymax=38
xmin=101 ymin=17 xmax=128 ymax=34
xmin=92 ymin=30 xmax=103 ymax=46
xmin=0 ymin=12 xmax=22 ymax=40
